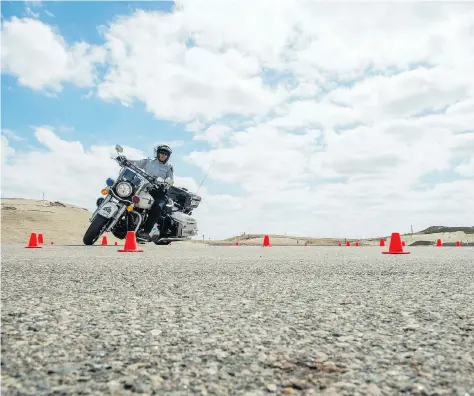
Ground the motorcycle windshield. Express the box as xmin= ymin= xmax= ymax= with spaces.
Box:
xmin=122 ymin=169 xmax=143 ymax=186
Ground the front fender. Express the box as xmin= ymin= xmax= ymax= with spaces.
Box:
xmin=97 ymin=201 xmax=120 ymax=219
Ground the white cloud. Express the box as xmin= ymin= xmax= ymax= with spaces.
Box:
xmin=2 ymin=1 xmax=474 ymax=239
xmin=327 ymin=66 xmax=473 ymax=123
xmin=1 ymin=128 xmax=145 ymax=204
xmin=96 ymin=9 xmax=286 ymax=123
xmin=1 ymin=129 xmax=26 ymax=141
xmin=193 ymin=125 xmax=234 ymax=146
xmin=455 ymin=158 xmax=474 ymax=177
xmin=1 ymin=136 xmax=16 ymax=165
xmin=1 ymin=17 xmax=106 ymax=92
xmin=1 ymin=129 xmax=250 ymax=239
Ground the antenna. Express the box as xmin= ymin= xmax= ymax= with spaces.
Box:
xmin=196 ymin=159 xmax=215 ymax=194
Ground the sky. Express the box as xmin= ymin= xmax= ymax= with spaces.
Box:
xmin=1 ymin=0 xmax=474 ymax=240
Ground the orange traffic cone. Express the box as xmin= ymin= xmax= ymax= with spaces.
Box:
xmin=346 ymin=241 xmax=351 ymax=246
xmin=382 ymin=232 xmax=410 ymax=254
xmin=235 ymin=241 xmax=239 ymax=246
xmin=101 ymin=235 xmax=108 ymax=245
xmin=380 ymin=238 xmax=385 ymax=246
xmin=338 ymin=243 xmax=342 ymax=246
xmin=436 ymin=239 xmax=442 ymax=247
xmin=263 ymin=235 xmax=271 ymax=247
xmin=355 ymin=241 xmax=359 ymax=246
xmin=38 ymin=233 xmax=44 ymax=244
xmin=25 ymin=232 xmax=42 ymax=249
xmin=118 ymin=231 xmax=143 ymax=252
xmin=456 ymin=241 xmax=461 ymax=247
xmin=402 ymin=241 xmax=406 ymax=246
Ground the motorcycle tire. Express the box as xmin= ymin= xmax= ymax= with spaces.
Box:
xmin=153 ymin=239 xmax=171 ymax=245
xmin=83 ymin=214 xmax=109 ymax=245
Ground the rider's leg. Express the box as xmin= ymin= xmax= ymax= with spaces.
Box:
xmin=137 ymin=189 xmax=164 ymax=240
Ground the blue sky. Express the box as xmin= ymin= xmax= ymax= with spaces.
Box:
xmin=1 ymin=1 xmax=473 ymax=239
xmin=1 ymin=1 xmax=226 ymax=194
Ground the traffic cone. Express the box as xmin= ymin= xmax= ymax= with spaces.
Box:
xmin=355 ymin=241 xmax=359 ymax=246
xmin=118 ymin=231 xmax=143 ymax=252
xmin=382 ymin=232 xmax=410 ymax=254
xmin=25 ymin=232 xmax=42 ymax=249
xmin=114 ymin=241 xmax=118 ymax=246
xmin=456 ymin=241 xmax=461 ymax=247
xmin=436 ymin=239 xmax=442 ymax=247
xmin=346 ymin=241 xmax=351 ymax=246
xmin=402 ymin=241 xmax=406 ymax=246
xmin=235 ymin=241 xmax=239 ymax=246
xmin=101 ymin=235 xmax=108 ymax=246
xmin=38 ymin=233 xmax=44 ymax=244
xmin=379 ymin=238 xmax=385 ymax=246
xmin=263 ymin=235 xmax=271 ymax=247
xmin=338 ymin=243 xmax=342 ymax=246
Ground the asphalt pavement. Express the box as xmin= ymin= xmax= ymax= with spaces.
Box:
xmin=2 ymin=243 xmax=473 ymax=395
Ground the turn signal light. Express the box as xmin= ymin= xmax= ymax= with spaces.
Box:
xmin=101 ymin=188 xmax=108 ymax=195
xmin=127 ymin=205 xmax=134 ymax=212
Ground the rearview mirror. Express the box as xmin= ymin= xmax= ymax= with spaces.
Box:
xmin=115 ymin=145 xmax=123 ymax=153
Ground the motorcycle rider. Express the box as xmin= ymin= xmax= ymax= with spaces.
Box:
xmin=128 ymin=144 xmax=174 ymax=242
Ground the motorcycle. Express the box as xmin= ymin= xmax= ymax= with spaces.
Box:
xmin=83 ymin=144 xmax=201 ymax=246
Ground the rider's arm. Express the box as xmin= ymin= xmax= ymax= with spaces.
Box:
xmin=167 ymin=164 xmax=174 ymax=184
xmin=128 ymin=159 xmax=148 ymax=169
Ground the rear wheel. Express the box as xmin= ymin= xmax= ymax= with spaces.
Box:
xmin=154 ymin=240 xmax=171 ymax=245
xmin=83 ymin=215 xmax=109 ymax=245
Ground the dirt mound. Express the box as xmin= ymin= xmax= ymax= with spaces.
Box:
xmin=221 ymin=233 xmax=342 ymax=246
xmin=410 ymin=240 xmax=433 ymax=246
xmin=419 ymin=226 xmax=474 ymax=234
xmin=1 ymin=198 xmax=124 ymax=245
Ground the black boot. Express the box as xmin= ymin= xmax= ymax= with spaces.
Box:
xmin=136 ymin=230 xmax=151 ymax=242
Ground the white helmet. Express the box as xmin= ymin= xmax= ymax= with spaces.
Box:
xmin=154 ymin=144 xmax=172 ymax=164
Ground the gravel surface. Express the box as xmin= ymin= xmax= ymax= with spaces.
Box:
xmin=2 ymin=243 xmax=474 ymax=395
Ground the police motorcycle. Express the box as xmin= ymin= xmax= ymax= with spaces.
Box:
xmin=83 ymin=144 xmax=201 ymax=246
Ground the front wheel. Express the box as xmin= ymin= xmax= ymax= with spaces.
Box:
xmin=83 ymin=214 xmax=109 ymax=245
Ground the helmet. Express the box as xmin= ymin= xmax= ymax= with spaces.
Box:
xmin=154 ymin=144 xmax=172 ymax=164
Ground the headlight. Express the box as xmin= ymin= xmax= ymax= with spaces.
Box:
xmin=116 ymin=182 xmax=133 ymax=197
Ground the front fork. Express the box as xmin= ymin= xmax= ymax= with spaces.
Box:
xmin=90 ymin=195 xmax=111 ymax=221
xmin=106 ymin=204 xmax=127 ymax=232
xmin=91 ymin=193 xmax=145 ymax=234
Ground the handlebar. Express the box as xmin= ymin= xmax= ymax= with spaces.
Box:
xmin=115 ymin=155 xmax=170 ymax=190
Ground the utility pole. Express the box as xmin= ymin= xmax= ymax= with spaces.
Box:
xmin=410 ymin=225 xmax=413 ymax=235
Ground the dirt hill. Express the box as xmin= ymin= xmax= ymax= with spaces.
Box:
xmin=1 ymin=198 xmax=125 ymax=245
xmin=417 ymin=226 xmax=474 ymax=234
xmin=2 ymin=198 xmax=473 ymax=246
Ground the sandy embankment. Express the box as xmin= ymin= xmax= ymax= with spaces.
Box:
xmin=364 ymin=231 xmax=474 ymax=246
xmin=1 ymin=198 xmax=472 ymax=247
xmin=1 ymin=198 xmax=125 ymax=245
